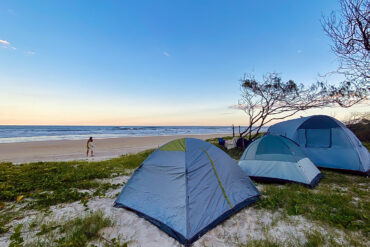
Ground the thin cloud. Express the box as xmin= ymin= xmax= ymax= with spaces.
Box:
xmin=24 ymin=51 xmax=36 ymax=56
xmin=297 ymin=49 xmax=302 ymax=54
xmin=220 ymin=112 xmax=233 ymax=115
xmin=11 ymin=47 xmax=16 ymax=50
xmin=0 ymin=40 xmax=10 ymax=46
xmin=229 ymin=104 xmax=243 ymax=110
xmin=163 ymin=51 xmax=170 ymax=57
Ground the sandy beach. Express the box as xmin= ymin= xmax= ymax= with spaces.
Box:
xmin=0 ymin=134 xmax=228 ymax=164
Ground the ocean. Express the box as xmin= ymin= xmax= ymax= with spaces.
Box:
xmin=0 ymin=125 xmax=236 ymax=143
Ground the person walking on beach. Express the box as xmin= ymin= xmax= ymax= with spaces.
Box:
xmin=86 ymin=137 xmax=94 ymax=157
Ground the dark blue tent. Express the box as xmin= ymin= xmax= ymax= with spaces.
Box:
xmin=268 ymin=115 xmax=369 ymax=174
xmin=114 ymin=138 xmax=260 ymax=245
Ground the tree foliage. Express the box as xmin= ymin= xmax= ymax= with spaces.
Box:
xmin=237 ymin=73 xmax=322 ymax=139
xmin=236 ymin=73 xmax=367 ymax=140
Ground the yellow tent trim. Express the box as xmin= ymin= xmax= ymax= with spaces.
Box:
xmin=160 ymin=138 xmax=186 ymax=152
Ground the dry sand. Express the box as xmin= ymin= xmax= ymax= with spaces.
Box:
xmin=0 ymin=134 xmax=228 ymax=164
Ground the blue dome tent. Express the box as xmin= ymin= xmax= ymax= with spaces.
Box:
xmin=114 ymin=138 xmax=260 ymax=246
xmin=239 ymin=135 xmax=322 ymax=188
xmin=268 ymin=115 xmax=369 ymax=175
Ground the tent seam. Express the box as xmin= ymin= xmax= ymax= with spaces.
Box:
xmin=185 ymin=140 xmax=190 ymax=238
xmin=201 ymin=148 xmax=233 ymax=209
xmin=279 ymin=138 xmax=311 ymax=184
xmin=341 ymin=127 xmax=365 ymax=172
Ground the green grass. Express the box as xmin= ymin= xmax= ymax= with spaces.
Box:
xmin=9 ymin=224 xmax=24 ymax=247
xmin=206 ymin=133 xmax=265 ymax=160
xmin=303 ymin=230 xmax=327 ymax=247
xmin=0 ymin=149 xmax=153 ymax=209
xmin=254 ymin=174 xmax=369 ymax=236
xmin=363 ymin=142 xmax=370 ymax=151
xmin=206 ymin=136 xmax=235 ymax=143
xmin=57 ymin=210 xmax=112 ymax=246
xmin=220 ymin=146 xmax=244 ymax=160
xmin=240 ymin=239 xmax=281 ymax=247
xmin=26 ymin=210 xmax=113 ymax=247
xmin=0 ymin=208 xmax=15 ymax=233
xmin=206 ymin=136 xmax=244 ymax=159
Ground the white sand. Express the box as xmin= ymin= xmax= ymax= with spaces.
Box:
xmin=0 ymin=134 xmax=228 ymax=164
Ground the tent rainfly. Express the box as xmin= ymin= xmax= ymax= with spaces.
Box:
xmin=268 ymin=115 xmax=369 ymax=175
xmin=114 ymin=138 xmax=260 ymax=246
xmin=239 ymin=135 xmax=322 ymax=188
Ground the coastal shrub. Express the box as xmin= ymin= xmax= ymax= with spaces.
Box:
xmin=28 ymin=189 xmax=89 ymax=209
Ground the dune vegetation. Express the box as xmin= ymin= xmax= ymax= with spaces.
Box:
xmin=0 ymin=141 xmax=369 ymax=246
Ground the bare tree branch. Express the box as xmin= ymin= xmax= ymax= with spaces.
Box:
xmin=322 ymin=0 xmax=370 ymax=90
xmin=237 ymin=72 xmax=367 ymax=141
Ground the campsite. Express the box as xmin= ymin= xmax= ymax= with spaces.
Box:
xmin=0 ymin=115 xmax=369 ymax=246
xmin=1 ymin=0 xmax=369 ymax=246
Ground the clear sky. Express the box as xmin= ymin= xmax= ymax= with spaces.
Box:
xmin=0 ymin=0 xmax=366 ymax=126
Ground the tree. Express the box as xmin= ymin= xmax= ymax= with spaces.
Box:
xmin=322 ymin=0 xmax=370 ymax=102
xmin=236 ymin=0 xmax=369 ymax=142
xmin=236 ymin=73 xmax=322 ymax=140
xmin=235 ymin=73 xmax=366 ymax=141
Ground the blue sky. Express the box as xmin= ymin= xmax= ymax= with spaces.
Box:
xmin=1 ymin=0 xmax=363 ymax=125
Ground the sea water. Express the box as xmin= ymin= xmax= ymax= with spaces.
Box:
xmin=0 ymin=125 xmax=236 ymax=143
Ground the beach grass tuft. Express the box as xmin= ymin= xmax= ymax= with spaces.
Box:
xmin=240 ymin=239 xmax=281 ymax=247
xmin=26 ymin=210 xmax=113 ymax=247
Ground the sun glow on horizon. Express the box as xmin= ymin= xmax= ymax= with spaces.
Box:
xmin=1 ymin=1 xmax=368 ymax=126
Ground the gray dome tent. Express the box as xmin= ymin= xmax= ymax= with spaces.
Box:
xmin=239 ymin=135 xmax=322 ymax=188
xmin=114 ymin=138 xmax=260 ymax=245
xmin=268 ymin=115 xmax=369 ymax=175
